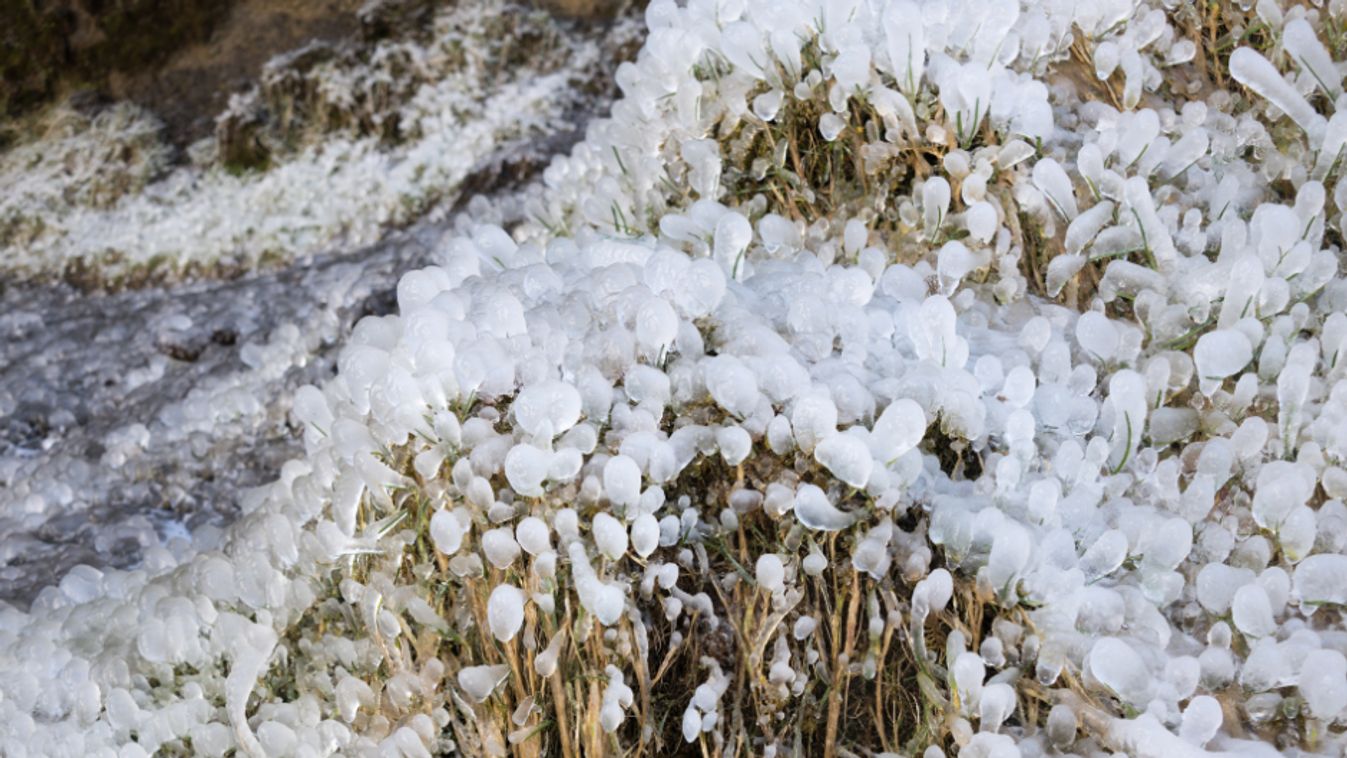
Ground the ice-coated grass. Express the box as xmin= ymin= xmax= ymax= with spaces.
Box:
xmin=6 ymin=0 xmax=1347 ymax=757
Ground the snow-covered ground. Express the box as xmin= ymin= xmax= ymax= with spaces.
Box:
xmin=4 ymin=0 xmax=1347 ymax=756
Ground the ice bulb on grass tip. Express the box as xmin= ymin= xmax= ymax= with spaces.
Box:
xmin=488 ymin=585 xmax=525 ymax=642
xmin=459 ymin=665 xmax=509 ymax=703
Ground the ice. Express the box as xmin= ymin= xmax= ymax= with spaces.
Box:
xmin=482 ymin=528 xmax=522 ymax=569
xmin=964 ymin=202 xmax=998 ymax=243
xmin=755 ymin=554 xmax=785 ymax=594
xmin=513 ymin=380 xmax=582 ymax=439
xmin=1294 ymin=554 xmax=1347 ymax=607
xmin=1032 ymin=159 xmax=1078 ymax=220
xmin=882 ymin=1 xmax=925 ymax=93
xmin=630 ymin=513 xmax=660 ymax=558
xmin=1283 ymin=20 xmax=1341 ymax=98
xmin=1194 ymin=329 xmax=1252 ymax=389
xmin=819 ymin=113 xmax=847 ymax=142
xmin=1299 ymin=649 xmax=1347 ymax=720
xmin=791 ymin=391 xmax=838 ymax=453
xmin=978 ymin=683 xmax=1015 ymax=732
xmin=705 ymin=355 xmax=760 ymax=419
xmin=1045 ymin=704 xmax=1076 ymax=748
xmin=923 ymin=178 xmax=952 ymax=235
xmin=814 ymin=433 xmax=873 ymax=489
xmin=516 ymin=516 xmax=552 ymax=556
xmin=952 ymin=652 xmax=985 ymax=711
xmin=1230 ymin=47 xmax=1327 ymax=142
xmin=11 ymin=0 xmax=1347 ymax=754
xmin=505 ymin=444 xmax=551 ymax=497
xmin=593 ymin=513 xmax=629 ymax=561
xmin=1252 ymin=461 xmax=1315 ymax=529
xmin=1075 ymin=311 xmax=1120 ymax=363
xmin=681 ymin=705 xmax=701 ymax=743
xmin=716 ymin=425 xmax=752 ymax=467
xmin=1232 ymin=584 xmax=1276 ymax=638
xmin=794 ymin=484 xmax=856 ymax=531
xmin=430 ymin=509 xmax=466 ymax=556
xmin=1089 ymin=637 xmax=1151 ymax=705
xmin=714 ymin=212 xmax=753 ymax=273
xmin=1079 ymin=529 xmax=1128 ymax=581
xmin=570 ymin=542 xmax=625 ymax=625
xmin=1178 ymin=696 xmax=1222 ymax=747
xmin=681 ymin=139 xmax=723 ymax=200
xmin=487 ymin=584 xmax=526 ymax=642
xmin=604 ymin=455 xmax=642 ymax=511
xmin=987 ymin=523 xmax=1030 ymax=591
xmin=459 ymin=664 xmax=510 ymax=703
xmin=636 ymin=299 xmax=679 ymax=354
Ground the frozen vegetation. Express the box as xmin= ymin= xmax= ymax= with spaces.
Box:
xmin=4 ymin=0 xmax=1347 ymax=756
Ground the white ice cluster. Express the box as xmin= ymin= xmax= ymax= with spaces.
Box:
xmin=0 ymin=0 xmax=633 ymax=283
xmin=5 ymin=0 xmax=1347 ymax=756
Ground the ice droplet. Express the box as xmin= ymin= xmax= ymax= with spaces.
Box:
xmin=482 ymin=527 xmax=522 ymax=569
xmin=795 ymin=483 xmax=856 ymax=531
xmin=1229 ymin=47 xmax=1327 ymax=142
xmin=1231 ymin=583 xmax=1276 ymax=638
xmin=1194 ymin=329 xmax=1252 ymax=387
xmin=814 ymin=433 xmax=873 ymax=489
xmin=1076 ymin=311 xmax=1120 ymax=362
xmin=488 ymin=584 xmax=526 ymax=642
xmin=636 ymin=299 xmax=679 ymax=354
xmin=1089 ymin=637 xmax=1151 ymax=705
xmin=514 ymin=380 xmax=582 ymax=437
xmin=1295 ymin=554 xmax=1347 ymax=607
xmin=1179 ymin=695 xmax=1222 ymax=746
xmin=505 ymin=443 xmax=551 ymax=497
xmin=631 ymin=513 xmax=660 ymax=558
xmin=1300 ymin=649 xmax=1347 ymax=720
xmin=716 ymin=425 xmax=752 ymax=466
xmin=1079 ymin=529 xmax=1128 ymax=581
xmin=459 ymin=664 xmax=510 ymax=702
xmin=870 ymin=398 xmax=926 ymax=463
xmin=570 ymin=542 xmax=625 ymax=625
xmin=430 ymin=509 xmax=465 ymax=556
xmin=593 ymin=512 xmax=629 ymax=561
xmin=604 ymin=455 xmax=642 ymax=511
xmin=1032 ymin=158 xmax=1078 ymax=220
xmin=705 ymin=355 xmax=759 ymax=418
xmin=755 ymin=554 xmax=785 ymax=594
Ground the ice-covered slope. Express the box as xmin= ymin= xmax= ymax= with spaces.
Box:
xmin=4 ymin=0 xmax=1347 ymax=756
